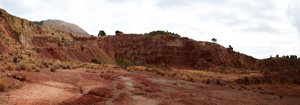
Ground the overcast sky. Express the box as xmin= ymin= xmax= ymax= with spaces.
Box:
xmin=1 ymin=0 xmax=300 ymax=59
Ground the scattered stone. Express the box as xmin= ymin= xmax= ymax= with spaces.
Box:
xmin=50 ymin=67 xmax=56 ymax=72
xmin=260 ymin=92 xmax=265 ymax=95
xmin=13 ymin=74 xmax=26 ymax=82
xmin=79 ymin=87 xmax=83 ymax=94
xmin=215 ymin=79 xmax=221 ymax=85
xmin=34 ymin=69 xmax=40 ymax=72
xmin=206 ymin=79 xmax=210 ymax=84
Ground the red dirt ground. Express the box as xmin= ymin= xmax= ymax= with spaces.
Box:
xmin=0 ymin=69 xmax=299 ymax=105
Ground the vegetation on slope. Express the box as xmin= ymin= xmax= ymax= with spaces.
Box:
xmin=116 ymin=59 xmax=136 ymax=69
xmin=145 ymin=30 xmax=180 ymax=37
xmin=91 ymin=58 xmax=102 ymax=64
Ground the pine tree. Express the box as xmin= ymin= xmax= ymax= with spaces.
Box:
xmin=98 ymin=30 xmax=106 ymax=37
xmin=212 ymin=38 xmax=217 ymax=42
xmin=228 ymin=45 xmax=233 ymax=50
xmin=115 ymin=30 xmax=123 ymax=35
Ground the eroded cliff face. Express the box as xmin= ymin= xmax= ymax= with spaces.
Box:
xmin=0 ymin=9 xmax=19 ymax=54
xmin=22 ymin=33 xmax=260 ymax=70
xmin=95 ymin=34 xmax=259 ymax=70
xmin=0 ymin=8 xmax=299 ymax=71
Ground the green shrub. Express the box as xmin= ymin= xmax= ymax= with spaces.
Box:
xmin=131 ymin=60 xmax=137 ymax=66
xmin=211 ymin=38 xmax=217 ymax=42
xmin=228 ymin=45 xmax=233 ymax=50
xmin=146 ymin=65 xmax=155 ymax=68
xmin=98 ymin=30 xmax=106 ymax=37
xmin=91 ymin=58 xmax=102 ymax=64
xmin=116 ymin=59 xmax=132 ymax=68
xmin=145 ymin=30 xmax=180 ymax=37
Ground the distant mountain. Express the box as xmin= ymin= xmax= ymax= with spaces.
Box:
xmin=33 ymin=19 xmax=90 ymax=36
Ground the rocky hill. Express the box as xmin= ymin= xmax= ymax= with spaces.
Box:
xmin=1 ymin=8 xmax=300 ymax=105
xmin=0 ymin=8 xmax=299 ymax=71
xmin=33 ymin=19 xmax=90 ymax=36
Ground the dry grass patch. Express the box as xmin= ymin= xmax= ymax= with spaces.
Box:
xmin=17 ymin=61 xmax=30 ymax=71
xmin=127 ymin=66 xmax=147 ymax=71
xmin=184 ymin=70 xmax=238 ymax=81
xmin=3 ymin=53 xmax=9 ymax=59
xmin=237 ymin=71 xmax=300 ymax=85
xmin=52 ymin=63 xmax=60 ymax=69
xmin=6 ymin=63 xmax=14 ymax=71
xmin=0 ymin=79 xmax=7 ymax=92
xmin=132 ymin=67 xmax=238 ymax=83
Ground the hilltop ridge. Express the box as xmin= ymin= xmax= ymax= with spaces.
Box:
xmin=33 ymin=19 xmax=90 ymax=36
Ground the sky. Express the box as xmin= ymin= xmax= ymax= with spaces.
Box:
xmin=0 ymin=0 xmax=300 ymax=59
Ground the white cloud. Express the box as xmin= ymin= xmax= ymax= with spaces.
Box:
xmin=0 ymin=0 xmax=299 ymax=59
xmin=287 ymin=0 xmax=300 ymax=36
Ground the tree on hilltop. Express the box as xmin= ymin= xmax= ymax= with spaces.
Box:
xmin=115 ymin=30 xmax=123 ymax=35
xmin=98 ymin=30 xmax=106 ymax=37
xmin=144 ymin=30 xmax=180 ymax=37
xmin=290 ymin=55 xmax=298 ymax=59
xmin=212 ymin=38 xmax=217 ymax=42
xmin=228 ymin=45 xmax=233 ymax=50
